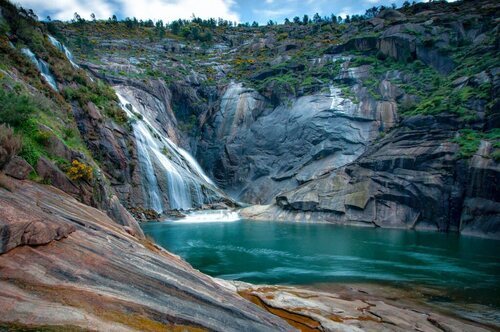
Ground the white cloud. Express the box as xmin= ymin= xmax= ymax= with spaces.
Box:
xmin=252 ymin=8 xmax=294 ymax=18
xmin=120 ymin=0 xmax=239 ymax=22
xmin=15 ymin=0 xmax=240 ymax=22
xmin=16 ymin=0 xmax=114 ymax=20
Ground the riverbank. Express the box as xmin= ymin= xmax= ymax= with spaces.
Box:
xmin=221 ymin=280 xmax=497 ymax=331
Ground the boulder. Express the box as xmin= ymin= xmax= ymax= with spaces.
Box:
xmin=378 ymin=9 xmax=406 ymax=20
xmin=3 ymin=156 xmax=33 ymax=180
xmin=0 ymin=192 xmax=75 ymax=254
xmin=36 ymin=157 xmax=79 ymax=195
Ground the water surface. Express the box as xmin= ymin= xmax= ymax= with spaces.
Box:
xmin=142 ymin=219 xmax=500 ymax=309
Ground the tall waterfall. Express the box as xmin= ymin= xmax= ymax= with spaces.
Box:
xmin=116 ymin=91 xmax=220 ymax=212
xmin=21 ymin=48 xmax=58 ymax=91
xmin=48 ymin=35 xmax=79 ymax=68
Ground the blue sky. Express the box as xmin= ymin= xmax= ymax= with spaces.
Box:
xmin=16 ymin=0 xmax=423 ymax=24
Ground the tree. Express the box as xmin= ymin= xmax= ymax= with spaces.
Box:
xmin=302 ymin=14 xmax=309 ymax=25
xmin=74 ymin=12 xmax=81 ymax=22
xmin=284 ymin=18 xmax=290 ymax=25
xmin=112 ymin=14 xmax=117 ymax=22
xmin=313 ymin=13 xmax=322 ymax=23
xmin=90 ymin=13 xmax=96 ymax=21
xmin=330 ymin=14 xmax=337 ymax=24
xmin=171 ymin=20 xmax=181 ymax=34
xmin=46 ymin=15 xmax=51 ymax=21
xmin=403 ymin=1 xmax=411 ymax=8
xmin=251 ymin=21 xmax=259 ymax=27
xmin=293 ymin=16 xmax=300 ymax=24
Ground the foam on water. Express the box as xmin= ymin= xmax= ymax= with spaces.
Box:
xmin=173 ymin=210 xmax=240 ymax=223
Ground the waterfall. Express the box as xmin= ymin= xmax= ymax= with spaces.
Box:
xmin=21 ymin=48 xmax=58 ymax=91
xmin=48 ymin=35 xmax=79 ymax=68
xmin=116 ymin=91 xmax=220 ymax=211
xmin=329 ymin=84 xmax=355 ymax=112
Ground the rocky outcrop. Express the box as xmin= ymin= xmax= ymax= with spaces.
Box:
xmin=460 ymin=140 xmax=500 ymax=236
xmin=198 ymin=82 xmax=398 ymax=204
xmin=3 ymin=156 xmax=33 ymax=180
xmin=241 ymin=114 xmax=500 ymax=237
xmin=0 ymin=176 xmax=75 ymax=254
xmin=231 ymin=282 xmax=492 ymax=332
xmin=0 ymin=177 xmax=292 ymax=331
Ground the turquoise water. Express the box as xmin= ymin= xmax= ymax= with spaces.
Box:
xmin=142 ymin=219 xmax=500 ymax=308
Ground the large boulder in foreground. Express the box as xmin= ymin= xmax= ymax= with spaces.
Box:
xmin=0 ymin=178 xmax=292 ymax=331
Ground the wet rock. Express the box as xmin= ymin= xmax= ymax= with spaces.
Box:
xmin=163 ymin=209 xmax=186 ymax=219
xmin=128 ymin=206 xmax=162 ymax=221
xmin=3 ymin=156 xmax=33 ymax=180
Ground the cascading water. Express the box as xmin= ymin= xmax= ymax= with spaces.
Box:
xmin=21 ymin=48 xmax=58 ymax=91
xmin=48 ymin=35 xmax=79 ymax=68
xmin=116 ymin=91 xmax=221 ymax=212
xmin=172 ymin=210 xmax=240 ymax=223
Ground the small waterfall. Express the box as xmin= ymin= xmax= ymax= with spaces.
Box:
xmin=21 ymin=48 xmax=58 ymax=91
xmin=329 ymin=84 xmax=356 ymax=112
xmin=117 ymin=91 xmax=219 ymax=211
xmin=48 ymin=35 xmax=79 ymax=68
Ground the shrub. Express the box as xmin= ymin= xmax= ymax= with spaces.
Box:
xmin=0 ymin=124 xmax=22 ymax=169
xmin=67 ymin=159 xmax=93 ymax=182
xmin=0 ymin=89 xmax=38 ymax=126
xmin=19 ymin=138 xmax=41 ymax=166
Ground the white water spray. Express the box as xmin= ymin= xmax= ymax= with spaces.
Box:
xmin=48 ymin=35 xmax=79 ymax=68
xmin=21 ymin=48 xmax=58 ymax=91
xmin=116 ymin=91 xmax=219 ymax=211
xmin=173 ymin=210 xmax=240 ymax=223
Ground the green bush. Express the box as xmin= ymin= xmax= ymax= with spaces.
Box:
xmin=0 ymin=89 xmax=38 ymax=126
xmin=453 ymin=129 xmax=500 ymax=160
xmin=19 ymin=137 xmax=41 ymax=166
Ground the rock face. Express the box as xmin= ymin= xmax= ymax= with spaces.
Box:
xmin=51 ymin=0 xmax=498 ymax=237
xmin=240 ymin=114 xmax=500 ymax=237
xmin=0 ymin=178 xmax=292 ymax=331
xmin=198 ymin=81 xmax=397 ymax=204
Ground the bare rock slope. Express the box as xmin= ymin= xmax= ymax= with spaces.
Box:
xmin=0 ymin=176 xmax=292 ymax=331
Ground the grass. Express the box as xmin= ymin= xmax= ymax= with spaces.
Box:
xmin=452 ymin=129 xmax=500 ymax=160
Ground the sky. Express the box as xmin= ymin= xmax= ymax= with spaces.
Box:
xmin=15 ymin=0 xmax=426 ymax=24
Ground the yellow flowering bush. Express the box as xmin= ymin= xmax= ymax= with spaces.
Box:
xmin=67 ymin=160 xmax=93 ymax=182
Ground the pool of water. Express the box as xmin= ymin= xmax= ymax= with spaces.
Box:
xmin=142 ymin=219 xmax=500 ymax=308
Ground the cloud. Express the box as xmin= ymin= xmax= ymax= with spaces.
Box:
xmin=120 ymin=0 xmax=239 ymax=22
xmin=16 ymin=0 xmax=114 ymax=20
xmin=252 ymin=8 xmax=294 ymax=18
xmin=15 ymin=0 xmax=240 ymax=22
